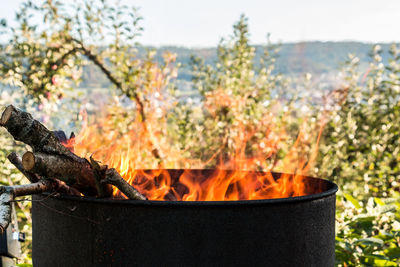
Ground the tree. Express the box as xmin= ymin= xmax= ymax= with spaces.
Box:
xmin=318 ymin=44 xmax=400 ymax=197
xmin=0 ymin=0 xmax=179 ymax=164
xmin=182 ymin=14 xmax=318 ymax=172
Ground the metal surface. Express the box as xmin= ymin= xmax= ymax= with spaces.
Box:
xmin=32 ymin=170 xmax=338 ymax=267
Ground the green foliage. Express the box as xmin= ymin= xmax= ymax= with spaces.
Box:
xmin=313 ymin=44 xmax=400 ymax=265
xmin=0 ymin=0 xmax=145 ymax=102
xmin=171 ymin=14 xmax=294 ymax=166
xmin=318 ymin=44 xmax=400 ymax=198
xmin=336 ymin=193 xmax=400 ymax=266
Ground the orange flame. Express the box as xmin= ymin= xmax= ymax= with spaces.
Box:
xmin=69 ymin=102 xmax=325 ymax=201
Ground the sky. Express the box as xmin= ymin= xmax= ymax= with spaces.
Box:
xmin=1 ymin=0 xmax=400 ymax=47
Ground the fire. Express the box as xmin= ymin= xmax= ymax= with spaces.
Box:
xmin=69 ymin=102 xmax=325 ymax=201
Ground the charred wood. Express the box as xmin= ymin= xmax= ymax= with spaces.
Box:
xmin=103 ymin=168 xmax=147 ymax=200
xmin=89 ymin=156 xmax=113 ymax=198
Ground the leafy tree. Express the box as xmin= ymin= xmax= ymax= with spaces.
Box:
xmin=0 ymin=0 xmax=179 ymax=164
xmin=173 ymin=14 xmax=301 ymax=169
xmin=317 ymin=45 xmax=400 ymax=266
xmin=335 ymin=194 xmax=400 ymax=266
xmin=318 ymin=44 xmax=400 ymax=198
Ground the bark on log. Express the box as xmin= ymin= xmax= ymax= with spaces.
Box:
xmin=22 ymin=151 xmax=97 ymax=196
xmin=7 ymin=152 xmax=39 ymax=183
xmin=0 ymin=105 xmax=83 ymax=163
xmin=2 ymin=105 xmax=145 ymax=199
xmin=103 ymin=168 xmax=147 ymax=200
xmin=0 ymin=180 xmax=56 ymax=234
xmin=11 ymin=180 xmax=56 ymax=197
xmin=0 ymin=189 xmax=13 ymax=235
xmin=8 ymin=152 xmax=81 ymax=196
xmin=89 ymin=156 xmax=113 ymax=198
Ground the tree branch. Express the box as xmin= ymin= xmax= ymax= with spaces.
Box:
xmin=89 ymin=156 xmax=113 ymax=198
xmin=71 ymin=38 xmax=162 ymax=161
xmin=0 ymin=180 xmax=56 ymax=234
xmin=72 ymin=38 xmax=123 ymax=89
xmin=103 ymin=168 xmax=147 ymax=200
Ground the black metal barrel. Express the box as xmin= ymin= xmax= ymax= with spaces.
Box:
xmin=32 ymin=170 xmax=338 ymax=267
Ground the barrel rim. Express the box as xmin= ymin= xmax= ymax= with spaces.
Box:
xmin=42 ymin=170 xmax=338 ymax=206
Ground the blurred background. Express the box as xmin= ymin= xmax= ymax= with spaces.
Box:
xmin=1 ymin=0 xmax=400 ymax=265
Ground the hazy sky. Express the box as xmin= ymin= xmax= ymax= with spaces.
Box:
xmin=2 ymin=0 xmax=400 ymax=47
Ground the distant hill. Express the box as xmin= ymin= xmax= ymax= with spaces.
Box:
xmin=80 ymin=42 xmax=394 ymax=88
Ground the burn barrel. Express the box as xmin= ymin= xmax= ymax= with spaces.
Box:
xmin=32 ymin=170 xmax=338 ymax=267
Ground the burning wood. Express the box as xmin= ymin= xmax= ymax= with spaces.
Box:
xmin=89 ymin=156 xmax=113 ymax=198
xmin=0 ymin=105 xmax=147 ymax=231
xmin=103 ymin=168 xmax=147 ymax=200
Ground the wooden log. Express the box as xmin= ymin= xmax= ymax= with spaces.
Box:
xmin=0 ymin=189 xmax=13 ymax=235
xmin=0 ymin=105 xmax=83 ymax=163
xmin=2 ymin=106 xmax=144 ymax=199
xmin=0 ymin=180 xmax=56 ymax=234
xmin=103 ymin=168 xmax=147 ymax=200
xmin=22 ymin=151 xmax=97 ymax=196
xmin=8 ymin=152 xmax=81 ymax=196
xmin=89 ymin=156 xmax=113 ymax=198
xmin=11 ymin=180 xmax=56 ymax=197
xmin=7 ymin=152 xmax=39 ymax=183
